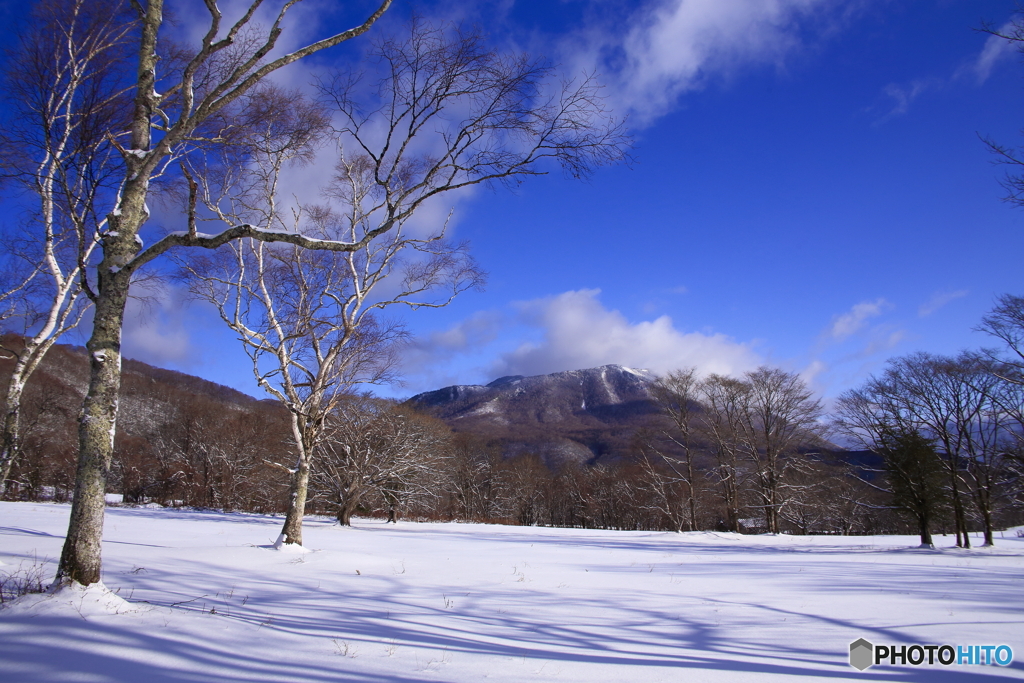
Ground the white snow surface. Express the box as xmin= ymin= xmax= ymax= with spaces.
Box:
xmin=1 ymin=501 xmax=1022 ymax=682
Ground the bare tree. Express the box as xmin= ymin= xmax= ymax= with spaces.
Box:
xmin=977 ymin=295 xmax=1024 ymax=472
xmin=181 ymin=88 xmax=481 ymax=546
xmin=932 ymin=353 xmax=1016 ymax=547
xmin=835 ymin=352 xmax=1018 ymax=546
xmin=0 ymin=0 xmax=135 ymax=494
xmin=696 ymin=373 xmax=749 ymax=532
xmin=641 ymin=369 xmax=702 ymax=531
xmin=13 ymin=0 xmax=628 ymax=584
xmin=49 ymin=0 xmax=394 ymax=588
xmin=443 ymin=432 xmax=501 ymax=521
xmin=977 ymin=294 xmax=1024 ymax=384
xmin=735 ymin=367 xmax=825 ymax=534
xmin=184 ymin=19 xmax=627 ymax=547
xmin=311 ymin=396 xmax=447 ymax=526
xmin=834 ymin=392 xmax=950 ymax=547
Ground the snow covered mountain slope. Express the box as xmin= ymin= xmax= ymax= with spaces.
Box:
xmin=407 ymin=365 xmax=663 ymax=464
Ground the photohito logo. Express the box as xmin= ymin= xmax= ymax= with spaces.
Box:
xmin=849 ymin=639 xmax=1013 ymax=671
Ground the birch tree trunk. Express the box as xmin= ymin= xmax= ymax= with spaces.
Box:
xmin=0 ymin=0 xmax=129 ymax=496
xmin=54 ymin=0 xmax=156 ymax=583
xmin=0 ymin=382 xmax=26 ymax=493
xmin=56 ymin=267 xmax=133 ymax=585
xmin=277 ymin=416 xmax=311 ymax=546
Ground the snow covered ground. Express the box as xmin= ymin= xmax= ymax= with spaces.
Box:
xmin=1 ymin=501 xmax=1022 ymax=682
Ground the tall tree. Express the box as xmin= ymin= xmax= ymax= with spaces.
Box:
xmin=834 ymin=391 xmax=950 ymax=547
xmin=51 ymin=0 xmax=394 ymax=588
xmin=0 ymin=0 xmax=135 ymax=494
xmin=834 ymin=352 xmax=1019 ymax=547
xmin=877 ymin=429 xmax=947 ymax=548
xmin=696 ymin=373 xmax=749 ymax=532
xmin=736 ymin=367 xmax=825 ymax=534
xmin=185 ymin=19 xmax=627 ymax=547
xmin=642 ymin=368 xmax=702 ymax=531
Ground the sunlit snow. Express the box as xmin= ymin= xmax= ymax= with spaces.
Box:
xmin=1 ymin=502 xmax=1021 ymax=682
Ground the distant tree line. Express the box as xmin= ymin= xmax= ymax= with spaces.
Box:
xmin=3 ymin=296 xmax=1023 ymax=543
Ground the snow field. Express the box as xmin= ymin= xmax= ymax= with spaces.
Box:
xmin=1 ymin=501 xmax=1022 ymax=682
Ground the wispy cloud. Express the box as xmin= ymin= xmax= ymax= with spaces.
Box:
xmin=557 ymin=0 xmax=846 ymax=126
xmin=871 ymin=16 xmax=1019 ymax=123
xmin=962 ymin=22 xmax=1018 ymax=85
xmin=918 ymin=289 xmax=968 ymax=317
xmin=827 ymin=298 xmax=889 ymax=341
xmin=875 ymin=78 xmax=939 ymax=122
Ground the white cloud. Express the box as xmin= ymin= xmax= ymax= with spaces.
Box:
xmin=593 ymin=0 xmax=841 ymax=124
xmin=967 ymin=22 xmax=1018 ymax=85
xmin=827 ymin=298 xmax=888 ymax=341
xmin=492 ymin=289 xmax=761 ymax=378
xmin=918 ymin=289 xmax=968 ymax=317
xmin=404 ymin=311 xmax=503 ymax=363
xmin=800 ymin=358 xmax=827 ymax=386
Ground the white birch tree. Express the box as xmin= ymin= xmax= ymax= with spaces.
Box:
xmin=51 ymin=0 xmax=394 ymax=588
xmin=0 ymin=0 xmax=135 ymax=494
xmin=183 ymin=19 xmax=627 ymax=547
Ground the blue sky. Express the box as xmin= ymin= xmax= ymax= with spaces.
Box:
xmin=3 ymin=0 xmax=1023 ymax=402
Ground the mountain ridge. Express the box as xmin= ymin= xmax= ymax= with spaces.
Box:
xmin=406 ymin=364 xmax=664 ymax=464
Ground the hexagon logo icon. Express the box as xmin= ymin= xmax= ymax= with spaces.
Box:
xmin=849 ymin=638 xmax=874 ymax=671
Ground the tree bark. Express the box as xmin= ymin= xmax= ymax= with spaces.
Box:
xmin=278 ymin=457 xmax=310 ymax=545
xmin=918 ymin=510 xmax=933 ymax=548
xmin=0 ymin=381 xmax=25 ymax=496
xmin=686 ymin=461 xmax=696 ymax=532
xmin=55 ymin=271 xmax=132 ymax=586
xmin=950 ymin=471 xmax=970 ymax=549
xmin=337 ymin=499 xmax=356 ymax=526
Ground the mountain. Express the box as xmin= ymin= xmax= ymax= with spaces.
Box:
xmin=407 ymin=365 xmax=663 ymax=465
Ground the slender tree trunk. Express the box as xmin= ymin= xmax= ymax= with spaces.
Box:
xmin=971 ymin=470 xmax=995 ymax=547
xmin=1 ymin=337 xmax=62 ymax=495
xmin=686 ymin=458 xmax=697 ymax=532
xmin=0 ymin=382 xmax=25 ymax=496
xmin=978 ymin=487 xmax=994 ymax=546
xmin=768 ymin=466 xmax=780 ymax=534
xmin=717 ymin=462 xmax=739 ymax=532
xmin=950 ymin=471 xmax=970 ymax=549
xmin=919 ymin=510 xmax=933 ymax=547
xmin=278 ymin=424 xmax=310 ymax=546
